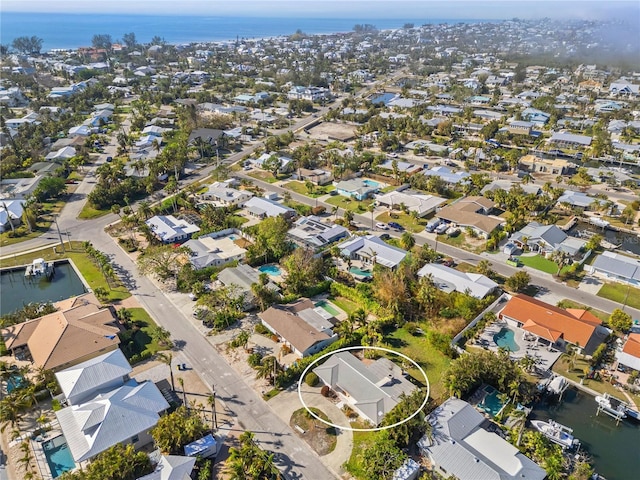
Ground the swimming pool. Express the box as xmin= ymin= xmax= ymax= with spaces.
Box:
xmin=477 ymin=386 xmax=507 ymax=418
xmin=493 ymin=327 xmax=519 ymax=352
xmin=228 ymin=234 xmax=238 ymax=240
xmin=43 ymin=436 xmax=75 ymax=478
xmin=258 ymin=264 xmax=282 ymax=276
xmin=363 ymin=179 xmax=381 ymax=188
xmin=370 ymin=92 xmax=396 ymax=105
xmin=349 ymin=267 xmax=372 ymax=278
xmin=6 ymin=373 xmax=26 ymax=393
xmin=315 ymin=300 xmax=340 ymax=316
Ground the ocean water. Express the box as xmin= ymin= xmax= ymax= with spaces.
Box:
xmin=1 ymin=12 xmax=489 ymax=51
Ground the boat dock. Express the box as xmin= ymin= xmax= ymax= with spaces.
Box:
xmin=24 ymin=258 xmax=55 ymax=281
xmin=595 ymin=393 xmax=638 ymax=425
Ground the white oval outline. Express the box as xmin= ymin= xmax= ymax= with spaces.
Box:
xmin=296 ymin=346 xmax=430 ymax=432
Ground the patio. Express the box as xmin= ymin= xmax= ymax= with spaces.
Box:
xmin=474 ymin=320 xmax=562 ymax=371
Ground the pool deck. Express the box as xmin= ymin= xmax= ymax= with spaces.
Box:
xmin=474 ymin=321 xmax=562 ymax=372
xmin=30 ymin=418 xmax=71 ymax=480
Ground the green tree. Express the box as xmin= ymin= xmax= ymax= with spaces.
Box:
xmin=400 ymin=231 xmax=415 ymax=250
xmin=280 ymin=248 xmax=325 ymax=294
xmin=360 ymin=431 xmax=407 ymax=480
xmin=11 ymin=36 xmax=43 ymax=54
xmin=33 ymin=176 xmax=67 ymax=202
xmin=59 ymin=443 xmax=152 ymax=480
xmin=151 ymin=406 xmax=208 ymax=455
xmin=608 ymin=308 xmax=632 ymax=333
xmin=137 ymin=245 xmax=191 ymax=280
xmin=262 ymin=155 xmax=282 ymax=176
xmin=505 ymin=270 xmax=531 ymax=293
xmin=246 ymin=216 xmax=292 ymax=264
xmin=226 ymin=431 xmax=280 ymax=479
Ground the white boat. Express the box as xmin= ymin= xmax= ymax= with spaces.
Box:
xmin=530 ymin=419 xmax=579 ymax=449
xmin=546 ymin=376 xmax=567 ymax=395
xmin=25 ymin=258 xmax=55 ymax=279
xmin=595 ymin=393 xmax=628 ymax=419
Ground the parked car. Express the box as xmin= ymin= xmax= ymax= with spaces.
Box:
xmin=425 ymin=218 xmax=442 ymax=233
xmin=434 ymin=223 xmax=449 ymax=234
xmin=376 ymin=222 xmax=389 ymax=230
xmin=106 ymin=156 xmax=113 ymax=162
xmin=388 ymin=221 xmax=404 ymax=231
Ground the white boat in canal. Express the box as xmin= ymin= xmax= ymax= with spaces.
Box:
xmin=530 ymin=419 xmax=579 ymax=449
xmin=595 ymin=393 xmax=628 ymax=420
xmin=24 ymin=258 xmax=55 ymax=279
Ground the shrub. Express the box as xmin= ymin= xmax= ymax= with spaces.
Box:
xmin=271 ymin=334 xmax=279 ymax=343
xmin=321 ymin=385 xmax=331 ymax=397
xmin=404 ymin=322 xmax=420 ymax=336
xmin=254 ymin=323 xmax=270 ymax=335
xmin=51 ymin=399 xmax=62 ymax=411
xmin=305 ymin=372 xmax=319 ymax=387
xmin=248 ymin=353 xmax=263 ymax=368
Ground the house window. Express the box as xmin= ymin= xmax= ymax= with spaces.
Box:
xmin=131 ymin=434 xmax=139 ymax=443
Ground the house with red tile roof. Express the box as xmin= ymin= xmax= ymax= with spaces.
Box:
xmin=498 ymin=294 xmax=609 ymax=355
xmin=616 ymin=333 xmax=640 ymax=373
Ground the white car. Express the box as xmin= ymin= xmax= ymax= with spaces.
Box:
xmin=375 ymin=222 xmax=389 ymax=230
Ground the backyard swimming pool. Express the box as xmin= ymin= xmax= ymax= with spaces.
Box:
xmin=349 ymin=266 xmax=372 ymax=278
xmin=315 ymin=300 xmax=340 ymax=316
xmin=43 ymin=436 xmax=75 ymax=478
xmin=477 ymin=385 xmax=507 ymax=418
xmin=258 ymin=264 xmax=282 ymax=276
xmin=494 ymin=327 xmax=519 ymax=352
xmin=362 ymin=179 xmax=381 ymax=188
xmin=6 ymin=373 xmax=26 ymax=393
xmin=370 ymin=92 xmax=396 ymax=105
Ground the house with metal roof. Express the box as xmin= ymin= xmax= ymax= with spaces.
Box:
xmin=0 ymin=199 xmax=25 ymax=232
xmin=549 ymin=131 xmax=592 ymax=147
xmin=146 ymin=215 xmax=200 ymax=244
xmin=137 ymin=455 xmax=196 ymax=480
xmin=0 ymin=293 xmax=120 ymax=372
xmin=55 ymin=349 xmax=132 ymax=406
xmin=243 ymin=196 xmax=295 ymax=219
xmin=508 ymin=222 xmax=586 ymax=256
xmin=56 ymin=378 xmax=169 ymax=463
xmin=287 ymin=216 xmax=349 ymax=249
xmin=313 ymin=351 xmax=417 ymax=425
xmin=421 ymin=166 xmax=470 ymax=185
xmin=586 ymin=251 xmax=640 ymax=286
xmin=338 ymin=235 xmax=408 ymax=270
xmin=417 ymin=263 xmax=498 ymax=299
xmin=418 ymin=397 xmax=546 ymax=480
xmin=258 ymin=298 xmax=338 ymax=357
xmin=217 ymin=263 xmax=280 ymax=310
xmin=556 ymin=190 xmax=606 ymax=210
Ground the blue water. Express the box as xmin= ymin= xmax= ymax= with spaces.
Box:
xmin=43 ymin=437 xmax=75 ymax=478
xmin=6 ymin=374 xmax=26 ymax=393
xmin=1 ymin=13 xmax=494 ymax=50
xmin=363 ymin=179 xmax=381 ymax=188
xmin=493 ymin=327 xmax=519 ymax=352
xmin=258 ymin=264 xmax=282 ymax=276
xmin=370 ymin=93 xmax=396 ymax=105
xmin=228 ymin=234 xmax=239 ymax=240
xmin=477 ymin=386 xmax=506 ymax=418
xmin=349 ymin=266 xmax=372 ymax=277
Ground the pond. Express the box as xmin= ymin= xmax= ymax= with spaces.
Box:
xmin=0 ymin=261 xmax=86 ymax=316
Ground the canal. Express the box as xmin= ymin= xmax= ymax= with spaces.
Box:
xmin=568 ymin=220 xmax=640 ymax=256
xmin=532 ymin=387 xmax=639 ymax=480
xmin=0 ymin=261 xmax=86 ymax=316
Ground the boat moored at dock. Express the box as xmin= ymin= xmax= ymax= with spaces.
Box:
xmin=531 ymin=419 xmax=580 ymax=450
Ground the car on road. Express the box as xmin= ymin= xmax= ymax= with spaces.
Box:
xmin=388 ymin=221 xmax=404 ymax=231
xmin=375 ymin=222 xmax=389 ymax=230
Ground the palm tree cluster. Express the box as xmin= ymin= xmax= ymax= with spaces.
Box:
xmin=83 ymin=242 xmax=119 ymax=290
xmin=226 ymin=431 xmax=281 ymax=480
xmin=150 ymin=406 xmax=208 ymax=455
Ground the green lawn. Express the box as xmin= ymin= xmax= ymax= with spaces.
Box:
xmin=343 ymin=421 xmax=376 ymax=480
xmin=436 ymin=231 xmax=467 ymax=248
xmin=328 ymin=296 xmax=359 ymax=316
xmin=597 ymin=282 xmax=640 ymax=310
xmin=374 ymin=211 xmax=427 ymax=234
xmin=283 ymin=181 xmax=335 ymax=198
xmin=325 ymin=195 xmax=374 ymax=213
xmin=518 ymin=254 xmax=558 ymax=274
xmin=0 ymin=199 xmax=66 ymax=247
xmin=384 ymin=328 xmax=452 ymax=401
xmin=247 ymin=170 xmax=290 ymax=184
xmin=128 ymin=307 xmax=165 ymax=355
xmin=0 ymin=241 xmax=131 ymax=303
xmin=78 ymin=203 xmax=111 ymax=220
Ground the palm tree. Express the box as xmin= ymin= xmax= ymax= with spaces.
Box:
xmin=400 ymin=231 xmax=415 ymax=250
xmin=367 ymin=203 xmax=375 ymax=229
xmin=157 ymin=352 xmax=175 ymax=391
xmin=256 ymin=356 xmax=278 ymax=385
xmin=177 ymin=377 xmax=187 ymax=407
xmin=207 ymin=393 xmax=217 ymax=431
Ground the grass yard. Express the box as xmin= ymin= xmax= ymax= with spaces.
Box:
xmin=283 ymin=181 xmax=335 ymax=198
xmin=78 ymin=203 xmax=111 ymax=220
xmin=247 ymin=170 xmax=289 ymax=184
xmin=384 ymin=328 xmax=452 ymax=401
xmin=343 ymin=420 xmax=376 ymax=480
xmin=329 ymin=296 xmax=359 ymax=316
xmin=436 ymin=231 xmax=467 ymax=248
xmin=325 ymin=195 xmax=374 ymax=213
xmin=597 ymin=282 xmax=640 ymax=310
xmin=0 ymin=199 xmax=66 ymax=247
xmin=129 ymin=308 xmax=165 ymax=354
xmin=374 ymin=211 xmax=428 ymax=234
xmin=518 ymin=254 xmax=558 ymax=274
xmin=0 ymin=241 xmax=131 ymax=303
xmin=290 ymin=407 xmax=337 ymax=456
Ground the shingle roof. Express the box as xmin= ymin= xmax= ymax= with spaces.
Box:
xmin=259 ymin=303 xmax=331 ymax=355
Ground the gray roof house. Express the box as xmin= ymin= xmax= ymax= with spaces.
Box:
xmin=586 ymin=251 xmax=640 ymax=286
xmin=556 ymin=190 xmax=605 ymax=210
xmin=287 ymin=216 xmax=349 ymax=249
xmin=421 ymin=166 xmax=470 ymax=185
xmin=183 ymin=230 xmax=247 ymax=269
xmin=56 ymin=379 xmax=169 ymax=463
xmin=338 ymin=235 xmax=408 ymax=270
xmin=243 ymin=196 xmax=295 ymax=219
xmin=549 ymin=131 xmax=592 ymax=147
xmin=313 ymin=351 xmax=417 ymax=425
xmin=0 ymin=199 xmax=25 ymax=232
xmin=509 ymin=222 xmax=586 ymax=256
xmin=137 ymin=455 xmax=196 ymax=480
xmin=418 ymin=397 xmax=545 ymax=480
xmin=55 ymin=349 xmax=132 ymax=406
xmin=146 ymin=215 xmax=200 ymax=244
xmin=217 ymin=263 xmax=280 ymax=309
xmin=417 ymin=263 xmax=498 ymax=299
xmin=335 ymin=178 xmax=380 ymax=200
xmin=375 ymin=191 xmax=446 ymax=217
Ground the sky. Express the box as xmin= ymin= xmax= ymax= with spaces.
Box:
xmin=1 ymin=0 xmax=638 ymax=20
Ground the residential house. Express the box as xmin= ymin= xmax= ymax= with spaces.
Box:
xmin=392 ymin=458 xmax=421 ymax=480
xmin=556 ymin=190 xmax=605 ymax=211
xmin=297 ymin=168 xmax=333 ymax=186
xmin=375 ymin=190 xmax=446 ymax=218
xmin=200 ymin=182 xmax=253 ymax=207
xmin=499 ymin=294 xmax=608 ymax=353
xmin=183 ymin=230 xmax=248 ymax=269
xmin=335 ymin=178 xmax=380 ymax=200
xmin=378 ymin=160 xmax=423 ymax=176
xmin=233 ymin=91 xmax=269 ymax=104
xmin=615 ymin=334 xmax=640 ymax=373
xmin=507 ymin=120 xmax=534 ymax=135
xmin=0 ymin=293 xmax=120 ymax=372
xmin=586 ymin=251 xmax=640 ymax=286
xmin=287 ymin=86 xmax=331 ymax=102
xmin=508 ymin=221 xmax=586 ymax=256
xmin=287 ymin=216 xmax=349 ymax=249
xmin=313 ymin=351 xmax=416 ymax=425
xmin=259 ymin=298 xmax=338 ymax=357
xmin=417 ymin=263 xmax=498 ymax=299
xmin=187 ymin=128 xmax=226 ymax=147
xmin=145 ymin=215 xmax=200 ymax=244
xmin=45 ymin=146 xmax=76 ymax=161
xmin=56 ymin=378 xmax=169 ymax=463
xmin=549 ymin=132 xmax=592 ymax=148
xmin=421 ymin=166 xmax=470 ymax=185
xmin=243 ymin=196 xmax=295 ymax=219
xmin=55 ymin=348 xmax=132 ymax=406
xmin=0 ymin=199 xmax=24 ymax=232
xmin=519 ymin=155 xmax=576 ymax=175
xmin=253 ymin=153 xmax=294 ymax=173
xmin=435 ymin=196 xmax=503 ymax=238
xmin=521 ymin=107 xmax=550 ymax=125
xmin=217 ymin=263 xmax=280 ymax=310
xmin=68 ymin=125 xmax=90 ymax=137
xmin=418 ymin=397 xmax=546 ymax=480
xmin=480 ymin=180 xmax=541 ymax=196
xmin=137 ymin=455 xmax=196 ymax=480
xmin=338 ymin=235 xmax=408 ymax=270
xmin=609 ymin=81 xmax=639 ymax=96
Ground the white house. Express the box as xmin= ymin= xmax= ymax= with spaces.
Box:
xmin=243 ymin=196 xmax=295 ymax=219
xmin=200 ymin=182 xmax=253 ymax=207
xmin=375 ymin=191 xmax=446 ymax=218
xmin=0 ymin=199 xmax=25 ymax=232
xmin=146 ymin=215 xmax=200 ymax=243
xmin=338 ymin=235 xmax=407 ymax=270
xmin=45 ymin=146 xmax=77 ymax=161
xmin=417 ymin=263 xmax=498 ymax=299
xmin=183 ymin=229 xmax=247 ymax=269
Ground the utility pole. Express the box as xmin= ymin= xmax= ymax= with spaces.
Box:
xmin=66 ymin=230 xmax=72 ymax=250
xmin=211 ymin=384 xmax=218 ymax=429
xmin=53 ymin=215 xmax=65 ymax=253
